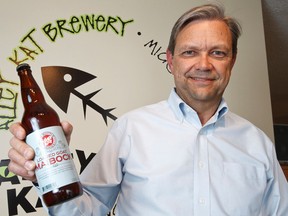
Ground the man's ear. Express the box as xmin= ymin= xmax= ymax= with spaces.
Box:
xmin=166 ymin=49 xmax=174 ymax=73
xmin=230 ymin=53 xmax=237 ymax=70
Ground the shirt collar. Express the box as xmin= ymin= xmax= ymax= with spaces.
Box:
xmin=168 ymin=88 xmax=229 ymax=126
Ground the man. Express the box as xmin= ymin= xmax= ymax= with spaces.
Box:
xmin=8 ymin=4 xmax=288 ymax=216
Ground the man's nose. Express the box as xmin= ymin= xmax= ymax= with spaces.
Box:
xmin=195 ymin=54 xmax=212 ymax=71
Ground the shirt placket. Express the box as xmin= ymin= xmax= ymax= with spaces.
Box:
xmin=194 ymin=127 xmax=210 ymax=215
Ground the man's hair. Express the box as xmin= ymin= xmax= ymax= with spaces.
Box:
xmin=167 ymin=4 xmax=242 ymax=56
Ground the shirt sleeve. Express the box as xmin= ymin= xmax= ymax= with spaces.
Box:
xmin=260 ymin=142 xmax=288 ymax=216
xmin=45 ymin=119 xmax=128 ymax=215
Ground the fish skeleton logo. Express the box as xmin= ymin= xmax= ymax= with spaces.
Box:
xmin=41 ymin=66 xmax=117 ymax=125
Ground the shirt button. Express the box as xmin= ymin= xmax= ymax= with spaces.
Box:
xmin=199 ymin=197 xmax=206 ymax=205
xmin=198 ymin=161 xmax=205 ymax=168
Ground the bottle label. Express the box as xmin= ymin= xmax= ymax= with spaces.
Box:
xmin=26 ymin=126 xmax=79 ymax=195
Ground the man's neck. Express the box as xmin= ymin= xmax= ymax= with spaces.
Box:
xmin=187 ymin=99 xmax=221 ymax=126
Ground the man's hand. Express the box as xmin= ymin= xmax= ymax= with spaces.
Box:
xmin=8 ymin=121 xmax=73 ymax=182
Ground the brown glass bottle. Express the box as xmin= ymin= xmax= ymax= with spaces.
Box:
xmin=17 ymin=63 xmax=83 ymax=207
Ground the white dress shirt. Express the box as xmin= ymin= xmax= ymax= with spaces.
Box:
xmin=47 ymin=89 xmax=288 ymax=216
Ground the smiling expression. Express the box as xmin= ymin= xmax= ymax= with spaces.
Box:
xmin=167 ymin=20 xmax=236 ymax=110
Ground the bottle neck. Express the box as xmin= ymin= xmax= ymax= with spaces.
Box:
xmin=18 ymin=69 xmax=46 ymax=107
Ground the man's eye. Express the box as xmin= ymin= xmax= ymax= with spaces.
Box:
xmin=182 ymin=50 xmax=196 ymax=56
xmin=211 ymin=50 xmax=227 ymax=58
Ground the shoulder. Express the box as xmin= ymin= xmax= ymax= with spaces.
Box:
xmin=110 ymin=100 xmax=176 ymax=131
xmin=224 ymin=111 xmax=272 ymax=142
xmin=118 ymin=100 xmax=170 ymax=122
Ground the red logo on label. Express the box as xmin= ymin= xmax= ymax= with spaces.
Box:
xmin=42 ymin=132 xmax=56 ymax=149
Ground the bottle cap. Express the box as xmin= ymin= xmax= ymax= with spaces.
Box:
xmin=16 ymin=63 xmax=30 ymax=72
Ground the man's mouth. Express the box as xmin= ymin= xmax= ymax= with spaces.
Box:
xmin=191 ymin=77 xmax=215 ymax=81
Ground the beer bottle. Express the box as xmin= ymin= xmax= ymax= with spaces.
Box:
xmin=16 ymin=63 xmax=83 ymax=206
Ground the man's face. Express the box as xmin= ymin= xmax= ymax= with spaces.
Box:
xmin=167 ymin=20 xmax=236 ymax=107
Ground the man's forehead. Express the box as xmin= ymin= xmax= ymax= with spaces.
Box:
xmin=176 ymin=20 xmax=232 ymax=46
